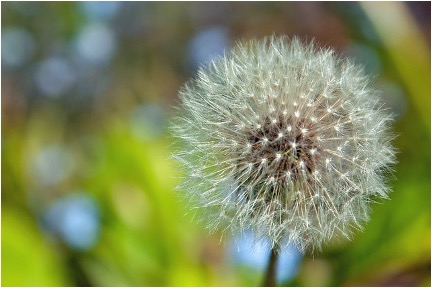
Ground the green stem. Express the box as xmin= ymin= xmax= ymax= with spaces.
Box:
xmin=262 ymin=246 xmax=279 ymax=286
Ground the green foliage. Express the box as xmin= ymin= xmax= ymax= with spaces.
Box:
xmin=2 ymin=207 xmax=69 ymax=286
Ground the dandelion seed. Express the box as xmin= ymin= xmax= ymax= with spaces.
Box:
xmin=172 ymin=36 xmax=395 ymax=253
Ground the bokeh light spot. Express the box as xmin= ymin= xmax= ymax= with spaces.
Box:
xmin=2 ymin=27 xmax=35 ymax=69
xmin=80 ymin=1 xmax=122 ymax=21
xmin=42 ymin=193 xmax=100 ymax=251
xmin=188 ymin=26 xmax=230 ymax=70
xmin=76 ymin=23 xmax=116 ymax=65
xmin=35 ymin=57 xmax=75 ymax=97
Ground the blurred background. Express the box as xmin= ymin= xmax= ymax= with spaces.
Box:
xmin=2 ymin=2 xmax=430 ymax=286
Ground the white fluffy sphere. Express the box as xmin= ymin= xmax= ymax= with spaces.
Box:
xmin=172 ymin=36 xmax=395 ymax=252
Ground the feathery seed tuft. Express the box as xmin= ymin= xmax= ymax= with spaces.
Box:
xmin=172 ymin=36 xmax=395 ymax=253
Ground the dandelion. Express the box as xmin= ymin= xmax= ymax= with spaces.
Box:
xmin=172 ymin=36 xmax=395 ymax=255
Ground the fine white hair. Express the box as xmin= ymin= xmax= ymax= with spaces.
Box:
xmin=172 ymin=35 xmax=396 ymax=253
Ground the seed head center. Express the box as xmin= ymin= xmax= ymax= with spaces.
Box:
xmin=244 ymin=115 xmax=319 ymax=183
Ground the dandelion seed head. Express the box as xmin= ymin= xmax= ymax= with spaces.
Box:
xmin=172 ymin=36 xmax=395 ymax=253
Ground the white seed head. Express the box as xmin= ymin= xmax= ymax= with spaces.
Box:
xmin=171 ymin=36 xmax=396 ymax=253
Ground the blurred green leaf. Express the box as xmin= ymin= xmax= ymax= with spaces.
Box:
xmin=1 ymin=207 xmax=70 ymax=286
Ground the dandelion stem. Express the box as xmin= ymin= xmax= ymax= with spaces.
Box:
xmin=263 ymin=246 xmax=279 ymax=287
